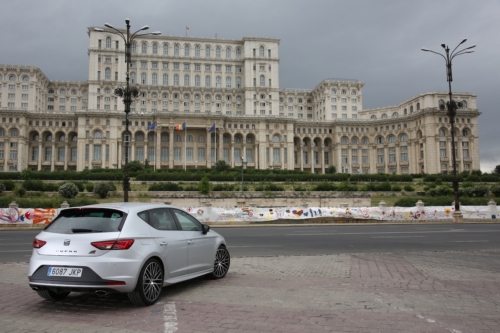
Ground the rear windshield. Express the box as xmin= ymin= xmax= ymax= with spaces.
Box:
xmin=45 ymin=208 xmax=126 ymax=234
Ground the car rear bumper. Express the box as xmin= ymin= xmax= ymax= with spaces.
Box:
xmin=28 ymin=252 xmax=145 ymax=293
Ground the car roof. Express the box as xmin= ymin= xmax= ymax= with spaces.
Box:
xmin=70 ymin=202 xmax=175 ymax=214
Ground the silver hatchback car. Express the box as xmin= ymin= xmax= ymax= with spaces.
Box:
xmin=28 ymin=202 xmax=230 ymax=306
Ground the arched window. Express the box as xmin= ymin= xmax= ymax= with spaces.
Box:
xmin=152 ymin=73 xmax=158 ymax=85
xmin=388 ymin=135 xmax=396 ymax=143
xmin=236 ymin=47 xmax=241 ymax=59
xmin=351 ymin=137 xmax=358 ymax=144
xmin=462 ymin=129 xmax=469 ymax=137
xmin=216 ymin=47 xmax=221 ymax=58
xmin=371 ymin=115 xmax=377 ymax=119
xmin=381 ymin=113 xmax=388 ymax=119
xmin=410 ymin=105 xmax=414 ymax=113
xmin=259 ymin=75 xmax=265 ymax=87
xmin=331 ymin=89 xmax=337 ymax=95
xmin=215 ymin=76 xmax=221 ymax=88
xmin=71 ymin=89 xmax=77 ymax=95
xmin=351 ymin=90 xmax=357 ymax=95
xmin=105 ymin=68 xmax=111 ymax=80
xmin=215 ymin=95 xmax=222 ymax=100
xmin=186 ymin=135 xmax=193 ymax=142
xmin=235 ymin=136 xmax=241 ymax=143
xmin=60 ymin=89 xmax=66 ymax=95
xmin=174 ymin=44 xmax=179 ymax=56
xmin=106 ymin=37 xmax=111 ymax=48
xmin=226 ymin=77 xmax=232 ymax=88
xmin=416 ymin=102 xmax=420 ymax=110
xmin=404 ymin=108 xmax=407 ymax=115
xmin=341 ymin=137 xmax=348 ymax=144
xmin=298 ymin=98 xmax=303 ymax=103
xmin=32 ymin=134 xmax=39 ymax=141
xmin=152 ymin=43 xmax=158 ymax=54
xmin=205 ymin=94 xmax=211 ymax=100
xmin=71 ymin=135 xmax=77 ymax=142
xmin=46 ymin=134 xmax=52 ymax=142
xmin=174 ymin=135 xmax=181 ymax=142
xmin=184 ymin=75 xmax=190 ymax=86
xmin=162 ymin=74 xmax=168 ymax=85
xmin=462 ymin=100 xmax=468 ymax=108
xmin=439 ymin=128 xmax=446 ymax=137
xmin=183 ymin=93 xmax=190 ymax=99
xmin=59 ymin=135 xmax=65 ymax=142
xmin=198 ymin=135 xmax=205 ymax=143
xmin=22 ymin=75 xmax=30 ymax=82
xmin=141 ymin=73 xmax=147 ymax=84
xmin=163 ymin=43 xmax=168 ymax=55
xmin=361 ymin=137 xmax=369 ymax=145
xmin=259 ymin=46 xmax=264 ymax=57
xmin=173 ymin=74 xmax=179 ymax=86
xmin=161 ymin=134 xmax=169 ymax=142
xmin=273 ymin=135 xmax=280 ymax=142
xmin=223 ymin=135 xmax=230 ymax=143
xmin=392 ymin=112 xmax=399 ymax=117
xmin=400 ymin=134 xmax=408 ymax=142
xmin=341 ymin=89 xmax=347 ymax=95
xmin=141 ymin=42 xmax=147 ymax=54
xmin=205 ymin=46 xmax=210 ymax=58
xmin=205 ymin=75 xmax=211 ymax=87
xmin=9 ymin=74 xmax=16 ymax=81
xmin=195 ymin=75 xmax=201 ymax=87
xmin=136 ymin=134 xmax=144 ymax=142
xmin=94 ymin=131 xmax=102 ymax=139
xmin=247 ymin=137 xmax=253 ymax=144
xmin=226 ymin=47 xmax=231 ymax=59
xmin=10 ymin=129 xmax=18 ymax=137
xmin=148 ymin=134 xmax=154 ymax=142
xmin=376 ymin=136 xmax=384 ymax=144
xmin=184 ymin=45 xmax=190 ymax=56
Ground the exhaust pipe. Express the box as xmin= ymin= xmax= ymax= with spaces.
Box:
xmin=31 ymin=287 xmax=39 ymax=291
xmin=95 ymin=290 xmax=108 ymax=297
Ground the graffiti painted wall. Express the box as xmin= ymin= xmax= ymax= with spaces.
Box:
xmin=0 ymin=205 xmax=497 ymax=225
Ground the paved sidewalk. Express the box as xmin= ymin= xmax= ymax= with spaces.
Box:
xmin=1 ymin=250 xmax=499 ymax=332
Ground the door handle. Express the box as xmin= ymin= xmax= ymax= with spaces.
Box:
xmin=160 ymin=241 xmax=168 ymax=246
xmin=187 ymin=240 xmax=194 ymax=245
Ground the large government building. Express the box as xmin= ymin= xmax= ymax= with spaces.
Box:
xmin=0 ymin=26 xmax=480 ymax=174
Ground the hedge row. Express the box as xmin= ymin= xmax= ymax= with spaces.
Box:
xmin=0 ymin=195 xmax=98 ymax=209
xmin=394 ymin=196 xmax=491 ymax=207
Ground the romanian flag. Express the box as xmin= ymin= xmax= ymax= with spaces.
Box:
xmin=174 ymin=122 xmax=187 ymax=131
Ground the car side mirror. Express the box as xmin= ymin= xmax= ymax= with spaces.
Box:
xmin=202 ymin=224 xmax=210 ymax=234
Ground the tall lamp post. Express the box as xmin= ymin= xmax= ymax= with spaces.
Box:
xmin=421 ymin=39 xmax=475 ymax=221
xmin=240 ymin=157 xmax=248 ymax=195
xmin=95 ymin=19 xmax=160 ymax=202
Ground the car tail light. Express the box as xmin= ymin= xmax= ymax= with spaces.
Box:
xmin=106 ymin=281 xmax=126 ymax=286
xmin=32 ymin=239 xmax=47 ymax=248
xmin=91 ymin=239 xmax=134 ymax=250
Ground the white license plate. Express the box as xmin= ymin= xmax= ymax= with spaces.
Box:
xmin=47 ymin=267 xmax=83 ymax=277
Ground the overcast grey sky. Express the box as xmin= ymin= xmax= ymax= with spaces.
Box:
xmin=1 ymin=0 xmax=498 ymax=172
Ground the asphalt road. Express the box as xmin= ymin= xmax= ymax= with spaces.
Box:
xmin=1 ymin=223 xmax=499 ymax=263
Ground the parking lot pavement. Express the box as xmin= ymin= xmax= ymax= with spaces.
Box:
xmin=1 ymin=250 xmax=500 ymax=333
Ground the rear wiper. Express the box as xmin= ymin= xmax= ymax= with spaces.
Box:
xmin=71 ymin=228 xmax=102 ymax=233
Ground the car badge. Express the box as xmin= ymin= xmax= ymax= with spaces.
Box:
xmin=64 ymin=239 xmax=70 ymax=246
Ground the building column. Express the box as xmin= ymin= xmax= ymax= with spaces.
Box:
xmin=118 ymin=141 xmax=122 ymax=168
xmin=300 ymin=145 xmax=304 ymax=171
xmin=64 ymin=143 xmax=69 ymax=170
xmin=51 ymin=142 xmax=55 ymax=171
xmin=155 ymin=129 xmax=161 ymax=170
xmin=206 ymin=131 xmax=212 ymax=167
xmin=321 ymin=145 xmax=325 ymax=174
xmin=169 ymin=129 xmax=174 ymax=168
xmin=37 ymin=140 xmax=42 ymax=171
xmin=218 ymin=132 xmax=223 ymax=162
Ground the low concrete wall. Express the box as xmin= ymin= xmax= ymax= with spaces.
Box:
xmin=148 ymin=191 xmax=371 ymax=208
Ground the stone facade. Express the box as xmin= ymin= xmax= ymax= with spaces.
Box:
xmin=0 ymin=27 xmax=480 ymax=174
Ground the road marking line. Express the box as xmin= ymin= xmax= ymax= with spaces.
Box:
xmin=0 ymin=250 xmax=32 ymax=252
xmin=372 ymin=236 xmax=425 ymax=238
xmin=450 ymin=240 xmax=489 ymax=243
xmin=229 ymin=245 xmax=282 ymax=248
xmin=163 ymin=301 xmax=178 ymax=333
xmin=285 ymin=229 xmax=500 ymax=236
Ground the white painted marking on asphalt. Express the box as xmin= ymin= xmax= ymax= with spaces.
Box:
xmin=451 ymin=240 xmax=489 ymax=243
xmin=0 ymin=250 xmax=32 ymax=252
xmin=285 ymin=229 xmax=500 ymax=236
xmin=229 ymin=245 xmax=282 ymax=248
xmin=163 ymin=301 xmax=178 ymax=333
xmin=372 ymin=236 xmax=425 ymax=238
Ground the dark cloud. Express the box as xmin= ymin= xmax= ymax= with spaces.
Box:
xmin=1 ymin=0 xmax=498 ymax=171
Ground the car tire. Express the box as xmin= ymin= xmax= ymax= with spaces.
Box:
xmin=36 ymin=289 xmax=70 ymax=301
xmin=127 ymin=258 xmax=163 ymax=306
xmin=210 ymin=245 xmax=230 ymax=279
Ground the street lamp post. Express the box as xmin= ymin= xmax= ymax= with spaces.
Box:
xmin=240 ymin=157 xmax=248 ymax=195
xmin=422 ymin=39 xmax=475 ymax=221
xmin=95 ymin=19 xmax=160 ymax=202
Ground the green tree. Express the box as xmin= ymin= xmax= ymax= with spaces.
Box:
xmin=494 ymin=165 xmax=500 ymax=175
xmin=326 ymin=165 xmax=336 ymax=174
xmin=126 ymin=160 xmax=144 ymax=172
xmin=215 ymin=160 xmax=230 ymax=172
xmin=21 ymin=168 xmax=33 ymax=180
xmin=58 ymin=182 xmax=80 ymax=199
xmin=93 ymin=183 xmax=113 ymax=199
xmin=198 ymin=176 xmax=211 ymax=194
